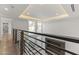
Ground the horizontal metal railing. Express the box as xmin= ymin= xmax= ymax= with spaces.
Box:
xmin=13 ymin=29 xmax=79 ymax=55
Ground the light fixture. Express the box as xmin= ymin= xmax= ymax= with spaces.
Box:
xmin=19 ymin=4 xmax=69 ymax=21
xmin=56 ymin=13 xmax=59 ymax=15
xmin=4 ymin=8 xmax=8 ymax=11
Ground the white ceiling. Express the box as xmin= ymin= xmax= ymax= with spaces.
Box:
xmin=62 ymin=4 xmax=79 ymax=17
xmin=20 ymin=4 xmax=69 ymax=21
xmin=25 ymin=5 xmax=67 ymax=18
xmin=0 ymin=4 xmax=79 ymax=21
xmin=0 ymin=4 xmax=28 ymax=19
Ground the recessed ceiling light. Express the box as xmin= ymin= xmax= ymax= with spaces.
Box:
xmin=56 ymin=13 xmax=59 ymax=15
xmin=4 ymin=8 xmax=8 ymax=11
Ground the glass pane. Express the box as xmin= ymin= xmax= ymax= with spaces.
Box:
xmin=37 ymin=22 xmax=42 ymax=33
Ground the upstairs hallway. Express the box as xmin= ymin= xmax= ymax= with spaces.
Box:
xmin=0 ymin=34 xmax=18 ymax=55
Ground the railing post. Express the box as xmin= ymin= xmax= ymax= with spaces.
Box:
xmin=14 ymin=29 xmax=17 ymax=44
xmin=20 ymin=31 xmax=24 ymax=55
xmin=13 ymin=29 xmax=14 ymax=42
xmin=13 ymin=29 xmax=17 ymax=44
xmin=15 ymin=29 xmax=17 ymax=44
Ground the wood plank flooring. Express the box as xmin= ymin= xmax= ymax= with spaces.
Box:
xmin=0 ymin=34 xmax=18 ymax=55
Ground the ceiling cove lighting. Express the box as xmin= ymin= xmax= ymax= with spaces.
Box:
xmin=43 ymin=14 xmax=69 ymax=21
xmin=19 ymin=14 xmax=40 ymax=20
xmin=19 ymin=5 xmax=69 ymax=21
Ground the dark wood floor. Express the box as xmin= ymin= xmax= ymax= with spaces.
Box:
xmin=0 ymin=34 xmax=18 ymax=55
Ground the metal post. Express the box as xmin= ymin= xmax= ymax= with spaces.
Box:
xmin=13 ymin=29 xmax=14 ymax=42
xmin=15 ymin=29 xmax=17 ymax=44
xmin=20 ymin=31 xmax=24 ymax=55
xmin=13 ymin=29 xmax=17 ymax=44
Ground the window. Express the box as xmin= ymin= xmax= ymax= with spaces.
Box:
xmin=28 ymin=21 xmax=42 ymax=33
xmin=28 ymin=21 xmax=35 ymax=32
xmin=37 ymin=21 xmax=42 ymax=33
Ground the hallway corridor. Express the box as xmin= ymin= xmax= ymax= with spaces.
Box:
xmin=0 ymin=34 xmax=18 ymax=55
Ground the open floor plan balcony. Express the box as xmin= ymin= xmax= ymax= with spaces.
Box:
xmin=0 ymin=4 xmax=79 ymax=55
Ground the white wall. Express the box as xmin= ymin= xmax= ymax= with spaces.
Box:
xmin=42 ymin=16 xmax=79 ymax=54
xmin=12 ymin=19 xmax=28 ymax=30
xmin=0 ymin=17 xmax=12 ymax=37
xmin=12 ymin=18 xmax=28 ymax=29
xmin=0 ymin=17 xmax=1 ymax=36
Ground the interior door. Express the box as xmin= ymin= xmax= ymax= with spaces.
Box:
xmin=3 ymin=23 xmax=8 ymax=34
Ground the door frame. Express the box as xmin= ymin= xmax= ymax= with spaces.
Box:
xmin=0 ymin=17 xmax=12 ymax=36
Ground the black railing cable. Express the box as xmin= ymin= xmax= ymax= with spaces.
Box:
xmin=16 ymin=29 xmax=79 ymax=43
xmin=23 ymin=42 xmax=35 ymax=55
xmin=23 ymin=46 xmax=31 ymax=55
xmin=24 ymin=37 xmax=53 ymax=55
xmin=24 ymin=34 xmax=78 ymax=55
xmin=23 ymin=49 xmax=28 ymax=55
xmin=23 ymin=40 xmax=43 ymax=55
xmin=13 ymin=29 xmax=79 ymax=55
